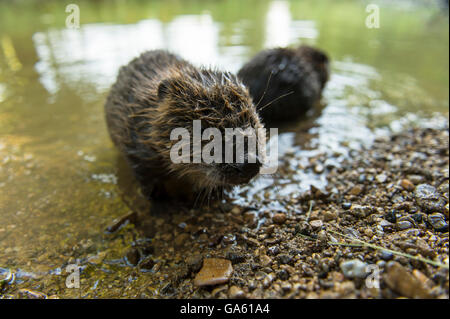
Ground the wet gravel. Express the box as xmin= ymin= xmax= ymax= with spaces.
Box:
xmin=1 ymin=125 xmax=448 ymax=299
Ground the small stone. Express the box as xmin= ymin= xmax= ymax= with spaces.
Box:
xmin=265 ymin=224 xmax=276 ymax=235
xmin=340 ymin=259 xmax=368 ymax=279
xmin=231 ymin=206 xmax=242 ymax=215
xmin=243 ymin=211 xmax=257 ymax=228
xmin=277 ymin=269 xmax=290 ymax=281
xmin=126 ymin=248 xmax=141 ymax=266
xmin=272 ymin=213 xmax=287 ymax=225
xmin=342 ymin=202 xmax=352 ymax=210
xmin=314 ymin=164 xmax=324 ymax=174
xmin=211 ymin=285 xmax=228 ymax=298
xmin=229 ymin=286 xmax=245 ymax=299
xmin=309 ymin=219 xmax=323 ymax=229
xmin=138 ymin=256 xmax=155 ymax=270
xmin=267 ymin=246 xmax=280 ymax=255
xmin=18 ymin=289 xmax=47 ymax=299
xmin=186 ymin=254 xmax=203 ymax=273
xmin=226 ymin=252 xmax=246 ymax=264
xmin=262 ymin=273 xmax=275 ymax=288
xmin=400 ymin=179 xmax=415 ymax=191
xmin=427 ymin=213 xmax=448 ymax=232
xmin=376 ymin=174 xmax=388 ymax=183
xmin=323 ymin=211 xmax=337 ymax=221
xmin=87 ymin=251 xmax=107 ymax=265
xmin=384 ymin=261 xmax=431 ymax=298
xmin=277 ymin=254 xmax=292 ymax=265
xmin=174 ymin=233 xmax=190 ymax=247
xmin=408 ymin=175 xmax=424 ymax=184
xmin=281 ymin=282 xmax=292 ymax=293
xmin=414 ymin=184 xmax=446 ymax=213
xmin=349 ymin=185 xmax=363 ymax=196
xmin=335 ymin=281 xmax=356 ymax=297
xmin=260 ymin=254 xmax=272 ymax=267
xmin=194 ymin=258 xmax=233 ymax=286
xmin=351 ymin=205 xmax=372 ymax=218
xmin=396 ymin=220 xmax=413 ymax=231
xmin=379 ymin=250 xmax=394 ymax=261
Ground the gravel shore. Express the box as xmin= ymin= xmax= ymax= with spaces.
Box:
xmin=1 ymin=125 xmax=448 ymax=299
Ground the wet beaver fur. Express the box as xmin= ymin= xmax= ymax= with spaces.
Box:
xmin=238 ymin=45 xmax=330 ymax=126
xmin=105 ymin=50 xmax=263 ymax=203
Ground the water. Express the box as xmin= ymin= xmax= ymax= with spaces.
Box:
xmin=0 ymin=0 xmax=448 ymax=297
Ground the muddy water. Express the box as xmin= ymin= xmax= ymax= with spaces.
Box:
xmin=0 ymin=0 xmax=448 ymax=297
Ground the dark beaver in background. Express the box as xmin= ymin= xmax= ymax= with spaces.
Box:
xmin=105 ymin=50 xmax=263 ymax=203
xmin=238 ymin=45 xmax=330 ymax=126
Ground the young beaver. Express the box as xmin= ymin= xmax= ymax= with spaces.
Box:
xmin=237 ymin=45 xmax=330 ymax=126
xmin=105 ymin=50 xmax=263 ymax=202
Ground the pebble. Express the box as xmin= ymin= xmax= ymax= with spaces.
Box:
xmin=309 ymin=219 xmax=323 ymax=229
xmin=396 ymin=220 xmax=413 ymax=231
xmin=342 ymin=202 xmax=352 ymax=210
xmin=138 ymin=256 xmax=155 ymax=270
xmin=186 ymin=254 xmax=203 ymax=273
xmin=349 ymin=185 xmax=363 ymax=196
xmin=211 ymin=285 xmax=228 ymax=298
xmin=272 ymin=213 xmax=287 ymax=225
xmin=193 ymin=258 xmax=233 ymax=286
xmin=379 ymin=250 xmax=394 ymax=261
xmin=277 ymin=269 xmax=290 ymax=281
xmin=340 ymin=259 xmax=368 ymax=279
xmin=226 ymin=251 xmax=246 ymax=264
xmin=384 ymin=261 xmax=431 ymax=298
xmin=351 ymin=205 xmax=372 ymax=218
xmin=277 ymin=254 xmax=293 ymax=265
xmin=323 ymin=210 xmax=338 ymax=221
xmin=427 ymin=213 xmax=448 ymax=232
xmin=228 ymin=286 xmax=246 ymax=299
xmin=400 ymin=179 xmax=415 ymax=191
xmin=18 ymin=289 xmax=47 ymax=299
xmin=174 ymin=233 xmax=190 ymax=247
xmin=414 ymin=184 xmax=446 ymax=213
xmin=125 ymin=248 xmax=141 ymax=266
xmin=260 ymin=254 xmax=272 ymax=267
xmin=376 ymin=174 xmax=388 ymax=183
xmin=262 ymin=273 xmax=275 ymax=288
xmin=408 ymin=175 xmax=425 ymax=184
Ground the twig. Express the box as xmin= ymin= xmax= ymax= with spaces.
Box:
xmin=328 ymin=229 xmax=449 ymax=269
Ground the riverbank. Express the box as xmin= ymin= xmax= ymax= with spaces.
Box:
xmin=1 ymin=123 xmax=448 ymax=299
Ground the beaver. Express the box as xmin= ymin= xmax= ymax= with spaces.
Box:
xmin=237 ymin=45 xmax=330 ymax=126
xmin=105 ymin=50 xmax=263 ymax=203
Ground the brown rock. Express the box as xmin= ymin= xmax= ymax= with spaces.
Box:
xmin=194 ymin=258 xmax=233 ymax=287
xmin=400 ymin=179 xmax=415 ymax=191
xmin=310 ymin=219 xmax=323 ymax=229
xmin=384 ymin=261 xmax=432 ymax=298
xmin=272 ymin=213 xmax=287 ymax=225
xmin=349 ymin=185 xmax=363 ymax=196
xmin=174 ymin=233 xmax=190 ymax=247
xmin=323 ymin=210 xmax=338 ymax=222
xmin=229 ymin=286 xmax=246 ymax=298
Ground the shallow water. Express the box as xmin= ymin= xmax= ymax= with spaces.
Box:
xmin=0 ymin=0 xmax=448 ymax=297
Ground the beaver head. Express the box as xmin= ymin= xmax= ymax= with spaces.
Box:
xmin=298 ymin=45 xmax=330 ymax=90
xmin=145 ymin=69 xmax=264 ymax=192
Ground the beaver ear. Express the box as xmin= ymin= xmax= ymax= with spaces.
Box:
xmin=158 ymin=79 xmax=173 ymax=100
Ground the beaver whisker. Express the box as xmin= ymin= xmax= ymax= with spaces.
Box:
xmin=258 ymin=90 xmax=295 ymax=112
xmin=255 ymin=70 xmax=274 ymax=109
